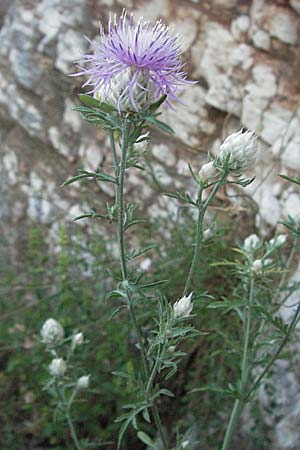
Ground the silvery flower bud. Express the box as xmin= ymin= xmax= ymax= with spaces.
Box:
xmin=243 ymin=234 xmax=260 ymax=252
xmin=173 ymin=293 xmax=193 ymax=318
xmin=252 ymin=258 xmax=272 ymax=272
xmin=203 ymin=228 xmax=212 ymax=240
xmin=218 ymin=129 xmax=258 ymax=173
xmin=198 ymin=161 xmax=217 ymax=183
xmin=49 ymin=358 xmax=67 ymax=377
xmin=94 ymin=67 xmax=156 ymax=112
xmin=269 ymin=234 xmax=287 ymax=247
xmin=77 ymin=375 xmax=90 ymax=389
xmin=72 ymin=332 xmax=84 ymax=347
xmin=41 ymin=318 xmax=64 ymax=345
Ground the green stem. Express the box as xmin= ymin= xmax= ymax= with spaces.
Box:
xmin=114 ymin=121 xmax=168 ymax=450
xmin=221 ymin=277 xmax=254 ymax=450
xmin=183 ymin=172 xmax=227 ymax=296
xmin=183 ymin=186 xmax=204 ymax=296
xmin=246 ymin=298 xmax=300 ymax=401
xmin=109 ymin=130 xmax=118 ymax=173
xmin=220 ymin=399 xmax=241 ymax=450
xmin=117 ymin=120 xmax=129 ymax=280
xmin=66 ymin=410 xmax=83 ymax=450
xmin=60 ymin=387 xmax=83 ymax=450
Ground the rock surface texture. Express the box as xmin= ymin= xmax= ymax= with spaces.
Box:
xmin=0 ymin=1 xmax=300 ymax=447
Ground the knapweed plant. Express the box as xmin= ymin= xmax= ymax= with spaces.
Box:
xmin=40 ymin=10 xmax=300 ymax=450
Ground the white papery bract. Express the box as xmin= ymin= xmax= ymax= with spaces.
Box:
xmin=49 ymin=358 xmax=67 ymax=377
xmin=243 ymin=233 xmax=260 ymax=253
xmin=77 ymin=375 xmax=90 ymax=389
xmin=72 ymin=332 xmax=84 ymax=347
xmin=269 ymin=234 xmax=287 ymax=247
xmin=198 ymin=161 xmax=217 ymax=183
xmin=41 ymin=318 xmax=64 ymax=345
xmin=252 ymin=258 xmax=272 ymax=272
xmin=217 ymin=129 xmax=258 ymax=173
xmin=173 ymin=293 xmax=193 ymax=318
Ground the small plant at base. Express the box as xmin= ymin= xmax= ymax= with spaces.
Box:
xmin=41 ymin=320 xmax=91 ymax=450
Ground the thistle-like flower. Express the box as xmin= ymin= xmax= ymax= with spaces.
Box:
xmin=77 ymin=375 xmax=90 ymax=389
xmin=173 ymin=293 xmax=193 ymax=318
xmin=41 ymin=318 xmax=64 ymax=345
xmin=72 ymin=10 xmax=193 ymax=112
xmin=49 ymin=358 xmax=67 ymax=377
xmin=217 ymin=129 xmax=258 ymax=173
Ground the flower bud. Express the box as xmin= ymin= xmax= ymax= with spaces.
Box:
xmin=49 ymin=358 xmax=67 ymax=377
xmin=198 ymin=161 xmax=217 ymax=183
xmin=77 ymin=375 xmax=90 ymax=389
xmin=252 ymin=258 xmax=272 ymax=272
xmin=72 ymin=332 xmax=84 ymax=347
xmin=203 ymin=228 xmax=212 ymax=240
xmin=41 ymin=318 xmax=64 ymax=345
xmin=173 ymin=293 xmax=193 ymax=318
xmin=243 ymin=234 xmax=260 ymax=252
xmin=217 ymin=129 xmax=258 ymax=173
xmin=269 ymin=234 xmax=287 ymax=247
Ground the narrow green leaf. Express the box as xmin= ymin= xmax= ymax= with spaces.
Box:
xmin=144 ymin=116 xmax=175 ymax=134
xmin=149 ymin=94 xmax=167 ymax=112
xmin=137 ymin=431 xmax=159 ymax=450
xmin=73 ymin=213 xmax=108 ymax=221
xmin=79 ymin=94 xmax=116 ymax=113
xmin=127 ymin=244 xmax=157 ymax=261
xmin=279 ymin=173 xmax=300 ymax=185
xmin=79 ymin=94 xmax=101 ymax=108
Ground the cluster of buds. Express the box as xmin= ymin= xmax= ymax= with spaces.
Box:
xmin=41 ymin=319 xmax=90 ymax=388
xmin=173 ymin=293 xmax=193 ymax=318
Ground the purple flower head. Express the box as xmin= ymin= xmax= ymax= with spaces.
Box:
xmin=72 ymin=10 xmax=194 ymax=112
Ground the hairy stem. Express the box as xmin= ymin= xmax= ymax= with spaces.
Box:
xmin=183 ymin=172 xmax=227 ymax=296
xmin=113 ymin=122 xmax=168 ymax=450
xmin=60 ymin=387 xmax=82 ymax=450
xmin=246 ymin=298 xmax=300 ymax=401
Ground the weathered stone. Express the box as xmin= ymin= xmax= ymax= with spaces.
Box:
xmin=290 ymin=0 xmax=300 ymax=15
xmin=55 ymin=29 xmax=87 ymax=75
xmin=231 ymin=15 xmax=250 ymax=41
xmin=268 ymin=10 xmax=299 ymax=45
xmin=261 ymin=105 xmax=293 ymax=145
xmin=152 ymin=144 xmax=177 ymax=167
xmin=2 ymin=151 xmax=18 ymax=186
xmin=250 ymin=27 xmax=271 ymax=50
